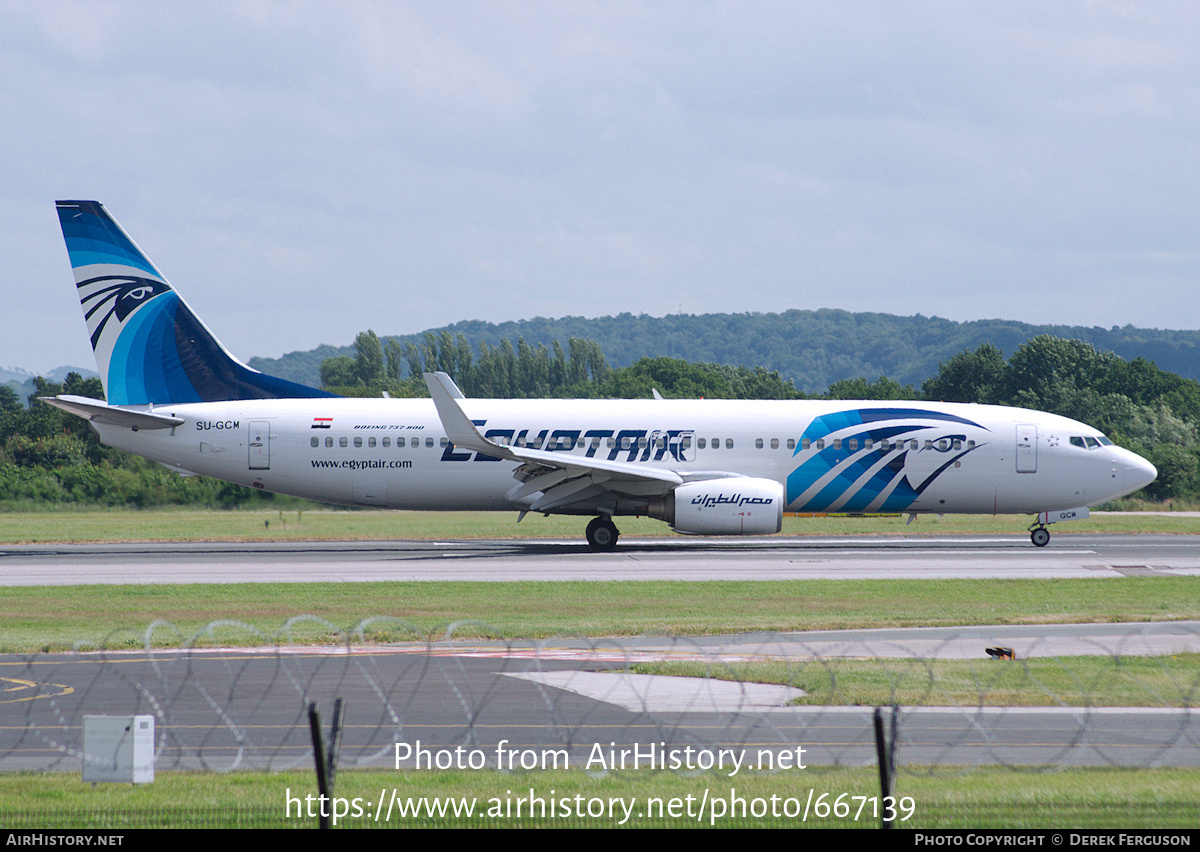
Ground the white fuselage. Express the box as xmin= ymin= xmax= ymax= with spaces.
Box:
xmin=93 ymin=397 xmax=1156 ymax=517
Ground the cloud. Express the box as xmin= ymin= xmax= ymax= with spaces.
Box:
xmin=4 ymin=1 xmax=1199 ymax=373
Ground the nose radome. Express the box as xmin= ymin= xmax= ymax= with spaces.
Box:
xmin=1124 ymin=454 xmax=1157 ymax=493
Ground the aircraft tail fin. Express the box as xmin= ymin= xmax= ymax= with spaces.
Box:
xmin=55 ymin=201 xmax=334 ymax=405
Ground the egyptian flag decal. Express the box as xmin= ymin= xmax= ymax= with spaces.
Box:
xmin=311 ymin=417 xmax=333 ymax=429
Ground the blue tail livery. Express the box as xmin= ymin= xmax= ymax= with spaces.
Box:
xmin=55 ymin=200 xmax=334 ymax=405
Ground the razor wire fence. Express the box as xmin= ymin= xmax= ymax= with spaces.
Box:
xmin=3 ymin=618 xmax=1200 ymax=827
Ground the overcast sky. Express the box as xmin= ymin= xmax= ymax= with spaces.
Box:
xmin=3 ymin=1 xmax=1198 ymax=375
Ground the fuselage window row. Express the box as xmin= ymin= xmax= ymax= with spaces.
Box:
xmin=311 ymin=435 xmax=439 ymax=449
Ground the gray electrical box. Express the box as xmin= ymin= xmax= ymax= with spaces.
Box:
xmin=82 ymin=715 xmax=155 ymax=783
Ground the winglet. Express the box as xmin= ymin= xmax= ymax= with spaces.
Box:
xmin=423 ymin=372 xmax=501 ymax=456
xmin=422 ymin=370 xmax=683 ymax=488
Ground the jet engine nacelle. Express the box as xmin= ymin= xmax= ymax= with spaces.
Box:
xmin=662 ymin=477 xmax=784 ymax=536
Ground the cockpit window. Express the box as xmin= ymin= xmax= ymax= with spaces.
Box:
xmin=1097 ymin=436 xmax=1113 ymax=446
xmin=1071 ymin=435 xmax=1108 ymax=450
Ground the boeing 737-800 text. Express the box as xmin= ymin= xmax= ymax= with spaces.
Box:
xmin=45 ymin=201 xmax=1157 ymax=550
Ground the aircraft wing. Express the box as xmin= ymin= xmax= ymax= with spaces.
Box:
xmin=424 ymin=372 xmax=683 ymax=513
xmin=42 ymin=395 xmax=185 ymax=431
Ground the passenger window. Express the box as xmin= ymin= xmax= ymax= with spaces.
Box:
xmin=325 ymin=436 xmax=333 ymax=447
xmin=816 ymin=439 xmax=825 ymax=450
xmin=953 ymin=439 xmax=961 ymax=450
xmin=425 ymin=437 xmax=434 ymax=448
xmin=833 ymin=438 xmax=842 ymax=450
xmin=354 ymin=437 xmax=363 ymax=447
xmin=801 ymin=438 xmax=810 ymax=450
xmin=368 ymin=437 xmax=376 ymax=448
xmin=698 ymin=438 xmax=706 ymax=449
xmin=771 ymin=438 xmax=779 ymax=449
xmin=786 ymin=439 xmax=795 ymax=450
xmin=755 ymin=438 xmax=763 ymax=449
xmin=848 ymin=438 xmax=858 ymax=451
xmin=397 ymin=437 xmax=405 ymax=448
xmin=339 ymin=437 xmax=348 ymax=448
xmin=725 ymin=438 xmax=734 ymax=449
xmin=310 ymin=437 xmax=319 ymax=448
xmin=383 ymin=437 xmax=390 ymax=447
xmin=865 ymin=439 xmax=873 ymax=450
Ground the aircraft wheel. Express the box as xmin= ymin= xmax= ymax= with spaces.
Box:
xmin=586 ymin=517 xmax=619 ymax=551
xmin=1030 ymin=527 xmax=1050 ymax=547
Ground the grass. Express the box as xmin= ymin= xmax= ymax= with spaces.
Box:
xmin=0 ymin=506 xmax=1197 ymax=543
xmin=632 ymin=654 xmax=1200 ymax=707
xmin=2 ymin=767 xmax=1198 ymax=828
xmin=2 ymin=577 xmax=1199 ymax=653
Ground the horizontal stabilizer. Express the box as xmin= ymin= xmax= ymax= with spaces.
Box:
xmin=41 ymin=395 xmax=185 ymax=430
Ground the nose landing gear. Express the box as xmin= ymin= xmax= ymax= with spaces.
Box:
xmin=586 ymin=516 xmax=620 ymax=551
xmin=1029 ymin=525 xmax=1050 ymax=547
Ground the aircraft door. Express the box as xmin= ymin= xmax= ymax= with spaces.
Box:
xmin=249 ymin=421 xmax=270 ymax=470
xmin=1015 ymin=423 xmax=1037 ymax=473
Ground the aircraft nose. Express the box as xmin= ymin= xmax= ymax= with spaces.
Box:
xmin=1123 ymin=453 xmax=1157 ymax=493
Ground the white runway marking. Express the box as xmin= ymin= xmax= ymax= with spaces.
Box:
xmin=505 ymin=671 xmax=805 ymax=713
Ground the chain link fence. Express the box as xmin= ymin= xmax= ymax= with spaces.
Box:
xmin=4 ymin=619 xmax=1199 ymax=827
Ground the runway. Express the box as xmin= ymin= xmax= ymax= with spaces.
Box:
xmin=3 ymin=533 xmax=1200 ymax=584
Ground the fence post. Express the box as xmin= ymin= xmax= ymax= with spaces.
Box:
xmin=873 ymin=703 xmax=899 ymax=829
xmin=308 ymin=699 xmax=346 ymax=830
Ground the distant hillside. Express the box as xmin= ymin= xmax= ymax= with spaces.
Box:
xmin=3 ymin=366 xmax=97 ymax=407
xmin=247 ymin=310 xmax=1200 ymax=394
xmin=1 ymin=365 xmax=95 ymax=385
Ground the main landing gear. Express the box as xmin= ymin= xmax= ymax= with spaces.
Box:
xmin=1029 ymin=525 xmax=1051 ymax=547
xmin=586 ymin=516 xmax=620 ymax=551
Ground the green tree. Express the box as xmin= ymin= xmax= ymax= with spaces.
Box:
xmin=922 ymin=343 xmax=1007 ymax=404
xmin=0 ymin=385 xmax=21 ymax=413
xmin=828 ymin=376 xmax=917 ymax=401
xmin=1141 ymin=444 xmax=1199 ymax=501
xmin=319 ymin=356 xmax=357 ymax=388
xmin=353 ymin=330 xmax=385 ymax=385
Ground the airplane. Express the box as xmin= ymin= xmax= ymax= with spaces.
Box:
xmin=45 ymin=200 xmax=1158 ymax=550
